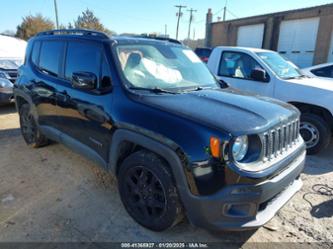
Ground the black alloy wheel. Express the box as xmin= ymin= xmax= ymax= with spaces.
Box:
xmin=118 ymin=150 xmax=183 ymax=231
xmin=124 ymin=166 xmax=167 ymax=221
xmin=19 ymin=103 xmax=49 ymax=148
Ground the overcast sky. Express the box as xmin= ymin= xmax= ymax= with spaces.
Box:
xmin=1 ymin=0 xmax=332 ymax=39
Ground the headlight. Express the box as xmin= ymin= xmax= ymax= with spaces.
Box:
xmin=0 ymin=71 xmax=12 ymax=88
xmin=0 ymin=71 xmax=9 ymax=79
xmin=232 ymin=135 xmax=248 ymax=161
xmin=0 ymin=78 xmax=13 ymax=88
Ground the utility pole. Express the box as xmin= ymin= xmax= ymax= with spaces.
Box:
xmin=187 ymin=8 xmax=197 ymax=40
xmin=223 ymin=0 xmax=228 ymax=21
xmin=175 ymin=5 xmax=186 ymax=40
xmin=165 ymin=24 xmax=168 ymax=37
xmin=53 ymin=0 xmax=59 ymax=29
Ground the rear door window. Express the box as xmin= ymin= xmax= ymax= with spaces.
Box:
xmin=39 ymin=41 xmax=64 ymax=77
xmin=100 ymin=56 xmax=112 ymax=89
xmin=65 ymin=41 xmax=101 ymax=81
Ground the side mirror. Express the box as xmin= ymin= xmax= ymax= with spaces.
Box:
xmin=251 ymin=68 xmax=268 ymax=82
xmin=72 ymin=72 xmax=97 ymax=90
xmin=218 ymin=79 xmax=229 ymax=88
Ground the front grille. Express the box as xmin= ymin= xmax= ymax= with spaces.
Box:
xmin=262 ymin=119 xmax=300 ymax=161
xmin=7 ymin=71 xmax=17 ymax=78
xmin=6 ymin=70 xmax=17 ymax=84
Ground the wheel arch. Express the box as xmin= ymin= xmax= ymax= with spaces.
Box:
xmin=288 ymin=101 xmax=333 ymax=128
xmin=108 ymin=129 xmax=198 ymax=195
xmin=14 ymin=90 xmax=37 ymax=118
xmin=109 ymin=129 xmax=181 ymax=175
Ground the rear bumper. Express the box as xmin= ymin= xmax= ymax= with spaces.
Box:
xmin=181 ymin=146 xmax=306 ymax=231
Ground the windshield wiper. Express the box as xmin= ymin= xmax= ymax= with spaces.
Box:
xmin=180 ymin=86 xmax=216 ymax=93
xmin=191 ymin=86 xmax=205 ymax=91
xmin=284 ymin=75 xmax=303 ymax=80
xmin=179 ymin=86 xmax=204 ymax=92
xmin=128 ymin=86 xmax=178 ymax=94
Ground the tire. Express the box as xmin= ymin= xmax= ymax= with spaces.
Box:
xmin=300 ymin=113 xmax=331 ymax=155
xmin=19 ymin=103 xmax=49 ymax=148
xmin=118 ymin=150 xmax=183 ymax=231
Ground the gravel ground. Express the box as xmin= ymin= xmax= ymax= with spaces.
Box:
xmin=0 ymin=104 xmax=332 ymax=246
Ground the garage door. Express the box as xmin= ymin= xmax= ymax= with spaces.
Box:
xmin=277 ymin=18 xmax=319 ymax=68
xmin=237 ymin=24 xmax=264 ymax=48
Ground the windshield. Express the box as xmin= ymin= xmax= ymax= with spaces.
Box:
xmin=0 ymin=59 xmax=23 ymax=70
xmin=114 ymin=44 xmax=218 ymax=91
xmin=257 ymin=52 xmax=302 ymax=79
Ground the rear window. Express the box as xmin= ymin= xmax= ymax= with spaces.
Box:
xmin=39 ymin=41 xmax=64 ymax=77
xmin=311 ymin=65 xmax=333 ymax=78
xmin=65 ymin=42 xmax=101 ymax=80
xmin=194 ymin=48 xmax=211 ymax=58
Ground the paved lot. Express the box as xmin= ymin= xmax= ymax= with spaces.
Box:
xmin=0 ymin=105 xmax=332 ymax=245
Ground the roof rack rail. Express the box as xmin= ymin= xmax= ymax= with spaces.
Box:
xmin=36 ymin=29 xmax=109 ymax=39
xmin=130 ymin=34 xmax=182 ymax=44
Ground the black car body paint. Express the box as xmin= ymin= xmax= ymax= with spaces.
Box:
xmin=14 ymin=30 xmax=306 ymax=231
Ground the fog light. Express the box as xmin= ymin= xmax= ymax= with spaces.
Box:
xmin=193 ymin=166 xmax=213 ymax=177
xmin=223 ymin=203 xmax=256 ymax=218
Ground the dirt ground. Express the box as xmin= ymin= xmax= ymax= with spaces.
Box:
xmin=0 ymin=104 xmax=332 ymax=246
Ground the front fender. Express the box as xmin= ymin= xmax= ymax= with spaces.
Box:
xmin=108 ymin=128 xmax=197 ymax=194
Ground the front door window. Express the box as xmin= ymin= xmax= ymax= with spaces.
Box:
xmin=218 ymin=52 xmax=263 ymax=80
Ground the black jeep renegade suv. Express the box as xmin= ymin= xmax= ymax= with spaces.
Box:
xmin=14 ymin=29 xmax=306 ymax=232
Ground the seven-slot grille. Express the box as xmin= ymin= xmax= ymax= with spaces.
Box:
xmin=262 ymin=119 xmax=300 ymax=161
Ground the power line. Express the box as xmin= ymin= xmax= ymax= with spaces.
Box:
xmin=187 ymin=8 xmax=197 ymax=39
xmin=193 ymin=8 xmax=223 ymax=24
xmin=175 ymin=5 xmax=186 ymax=40
xmin=193 ymin=6 xmax=239 ymax=25
xmin=227 ymin=9 xmax=239 ymax=19
xmin=214 ymin=8 xmax=225 ymax=16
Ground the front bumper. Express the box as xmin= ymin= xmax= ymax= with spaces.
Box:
xmin=0 ymin=89 xmax=14 ymax=104
xmin=181 ymin=146 xmax=306 ymax=231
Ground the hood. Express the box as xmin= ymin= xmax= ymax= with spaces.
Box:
xmin=139 ymin=88 xmax=299 ymax=135
xmin=0 ymin=58 xmax=23 ymax=70
xmin=287 ymin=76 xmax=333 ymax=92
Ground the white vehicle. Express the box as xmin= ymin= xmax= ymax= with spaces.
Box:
xmin=0 ymin=35 xmax=26 ymax=104
xmin=207 ymin=46 xmax=333 ymax=154
xmin=302 ymin=62 xmax=333 ymax=79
